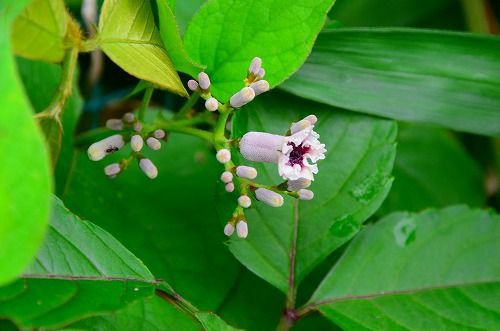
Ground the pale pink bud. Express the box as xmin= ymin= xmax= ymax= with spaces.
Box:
xmin=257 ymin=68 xmax=265 ymax=78
xmin=106 ymin=119 xmax=123 ymax=130
xmin=230 ymin=87 xmax=255 ymax=108
xmin=205 ymin=97 xmax=219 ymax=112
xmin=236 ymin=166 xmax=257 ymax=180
xmin=304 ymin=114 xmax=318 ymax=124
xmin=221 ymin=171 xmax=233 ymax=183
xmin=298 ymin=189 xmax=314 ymax=200
xmin=187 ymin=79 xmax=199 ymax=91
xmin=249 ymin=80 xmax=269 ymax=96
xmin=122 ymin=112 xmax=135 ymax=123
xmin=287 ymin=178 xmax=311 ymax=191
xmin=134 ymin=122 xmax=143 ymax=132
xmin=290 ymin=115 xmax=318 ymax=134
xmin=146 ymin=137 xmax=161 ymax=150
xmin=236 ymin=221 xmax=248 ymax=238
xmin=238 ymin=195 xmax=252 ymax=208
xmin=153 ymin=129 xmax=166 ymax=139
xmin=131 ymin=135 xmax=143 ymax=152
xmin=88 ymin=134 xmax=125 ymax=161
xmin=248 ymin=57 xmax=262 ymax=75
xmin=216 ymin=149 xmax=231 ymax=164
xmin=198 ymin=72 xmax=210 ymax=90
xmin=104 ymin=163 xmax=121 ymax=177
xmin=224 ymin=223 xmax=234 ymax=236
xmin=139 ymin=158 xmax=158 ymax=179
xmin=255 ymin=188 xmax=284 ymax=207
xmin=225 ymin=182 xmax=235 ymax=192
xmin=239 ymin=132 xmax=283 ymax=163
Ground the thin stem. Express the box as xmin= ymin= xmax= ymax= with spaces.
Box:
xmin=176 ymin=93 xmax=200 ymax=118
xmin=213 ymin=105 xmax=232 ymax=148
xmin=461 ymin=0 xmax=498 ymax=34
xmin=138 ymin=86 xmax=154 ymax=122
xmin=167 ymin=126 xmax=213 ymax=142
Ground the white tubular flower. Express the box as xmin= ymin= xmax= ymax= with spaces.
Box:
xmin=106 ymin=119 xmax=123 ymax=130
xmin=205 ymin=97 xmax=219 ymax=112
xmin=287 ymin=178 xmax=311 ymax=191
xmin=221 ymin=171 xmax=233 ymax=183
xmin=216 ymin=149 xmax=231 ymax=164
xmin=230 ymin=87 xmax=255 ymax=108
xmin=248 ymin=57 xmax=262 ymax=75
xmin=225 ymin=182 xmax=235 ymax=193
xmin=139 ymin=158 xmax=158 ymax=179
xmin=236 ymin=220 xmax=248 ymax=238
xmin=238 ymin=195 xmax=252 ymax=208
xmin=239 ymin=132 xmax=284 ymax=163
xmin=224 ymin=223 xmax=235 ymax=236
xmin=187 ymin=79 xmax=199 ymax=91
xmin=123 ymin=112 xmax=135 ymax=123
xmin=88 ymin=134 xmax=125 ymax=161
xmin=131 ymin=135 xmax=143 ymax=152
xmin=249 ymin=80 xmax=269 ymax=96
xmin=146 ymin=137 xmax=161 ymax=151
xmin=104 ymin=163 xmax=121 ymax=177
xmin=298 ymin=189 xmax=314 ymax=200
xmin=255 ymin=188 xmax=284 ymax=207
xmin=236 ymin=166 xmax=258 ymax=180
xmin=198 ymin=72 xmax=210 ymax=90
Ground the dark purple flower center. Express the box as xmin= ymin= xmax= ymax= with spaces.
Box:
xmin=287 ymin=142 xmax=310 ymax=166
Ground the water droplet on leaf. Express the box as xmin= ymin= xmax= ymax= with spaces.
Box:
xmin=350 ymin=172 xmax=390 ymax=204
xmin=330 ymin=214 xmax=361 ymax=237
xmin=393 ymin=217 xmax=417 ymax=247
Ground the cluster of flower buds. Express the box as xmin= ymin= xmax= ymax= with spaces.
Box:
xmin=87 ymin=112 xmax=168 ymax=179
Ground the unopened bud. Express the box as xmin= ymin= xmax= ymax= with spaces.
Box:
xmin=104 ymin=163 xmax=121 ymax=177
xmin=238 ymin=195 xmax=252 ymax=208
xmin=216 ymin=149 xmax=231 ymax=164
xmin=255 ymin=188 xmax=284 ymax=207
xmin=221 ymin=171 xmax=233 ymax=183
xmin=236 ymin=221 xmax=248 ymax=238
xmin=153 ymin=129 xmax=166 ymax=139
xmin=239 ymin=132 xmax=283 ymax=163
xmin=131 ymin=135 xmax=143 ymax=152
xmin=224 ymin=223 xmax=234 ymax=236
xmin=304 ymin=114 xmax=318 ymax=125
xmin=139 ymin=158 xmax=158 ymax=179
xmin=134 ymin=122 xmax=143 ymax=132
xmin=88 ymin=134 xmax=125 ymax=161
xmin=248 ymin=57 xmax=262 ymax=75
xmin=123 ymin=112 xmax=135 ymax=123
xmin=187 ymin=79 xmax=199 ymax=91
xmin=298 ymin=189 xmax=314 ymax=200
xmin=225 ymin=182 xmax=235 ymax=192
xmin=198 ymin=72 xmax=210 ymax=90
xmin=106 ymin=119 xmax=123 ymax=130
xmin=287 ymin=178 xmax=311 ymax=191
xmin=205 ymin=97 xmax=219 ymax=112
xmin=236 ymin=166 xmax=257 ymax=179
xmin=249 ymin=80 xmax=269 ymax=96
xmin=146 ymin=137 xmax=161 ymax=150
xmin=257 ymin=68 xmax=265 ymax=78
xmin=291 ymin=119 xmax=312 ymax=134
xmin=230 ymin=87 xmax=255 ymax=108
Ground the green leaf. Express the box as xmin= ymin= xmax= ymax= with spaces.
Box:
xmin=281 ymin=28 xmax=500 ymax=136
xmin=379 ymin=124 xmax=485 ymax=215
xmin=156 ymin=0 xmax=204 ymax=78
xmin=0 ymin=196 xmax=156 ymax=329
xmin=184 ymin=0 xmax=335 ymax=101
xmin=310 ymin=206 xmax=500 ymax=330
xmin=11 ymin=0 xmax=68 ymax=63
xmin=0 ymin=5 xmax=52 ymax=286
xmin=195 ymin=312 xmax=242 ymax=331
xmin=62 ymin=134 xmax=240 ymax=310
xmin=98 ymin=0 xmax=188 ymax=97
xmin=228 ymin=92 xmax=397 ymax=293
xmin=170 ymin=0 xmax=205 ymax=34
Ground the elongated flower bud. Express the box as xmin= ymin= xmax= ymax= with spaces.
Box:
xmin=248 ymin=57 xmax=262 ymax=75
xmin=249 ymin=80 xmax=269 ymax=96
xmin=123 ymin=112 xmax=135 ymax=123
xmin=236 ymin=220 xmax=248 ymax=238
xmin=131 ymin=135 xmax=143 ymax=152
xmin=104 ymin=163 xmax=121 ymax=177
xmin=298 ymin=189 xmax=314 ymax=200
xmin=88 ymin=134 xmax=125 ymax=161
xmin=287 ymin=178 xmax=311 ymax=191
xmin=224 ymin=223 xmax=234 ymax=236
xmin=239 ymin=132 xmax=283 ymax=163
xmin=147 ymin=137 xmax=161 ymax=150
xmin=205 ymin=97 xmax=219 ymax=112
xmin=238 ymin=195 xmax=252 ymax=208
xmin=153 ymin=129 xmax=166 ymax=139
xmin=236 ymin=166 xmax=258 ymax=180
xmin=221 ymin=171 xmax=233 ymax=183
xmin=304 ymin=114 xmax=318 ymax=125
xmin=257 ymin=68 xmax=265 ymax=78
xmin=134 ymin=122 xmax=143 ymax=132
xmin=216 ymin=149 xmax=231 ymax=164
xmin=187 ymin=79 xmax=199 ymax=91
xmin=198 ymin=72 xmax=210 ymax=90
xmin=255 ymin=188 xmax=284 ymax=207
xmin=139 ymin=158 xmax=158 ymax=179
xmin=230 ymin=87 xmax=255 ymax=108
xmin=225 ymin=182 xmax=235 ymax=192
xmin=106 ymin=119 xmax=123 ymax=130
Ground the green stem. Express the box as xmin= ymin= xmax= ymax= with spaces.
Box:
xmin=138 ymin=86 xmax=154 ymax=122
xmin=461 ymin=0 xmax=497 ymax=33
xmin=168 ymin=126 xmax=213 ymax=142
xmin=213 ymin=105 xmax=232 ymax=148
xmin=176 ymin=93 xmax=200 ymax=118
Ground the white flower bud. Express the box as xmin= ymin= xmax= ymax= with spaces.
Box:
xmin=134 ymin=122 xmax=143 ymax=132
xmin=198 ymin=72 xmax=210 ymax=90
xmin=139 ymin=158 xmax=158 ymax=179
xmin=287 ymin=178 xmax=311 ymax=191
xmin=248 ymin=57 xmax=262 ymax=75
xmin=236 ymin=166 xmax=258 ymax=180
xmin=146 ymin=137 xmax=161 ymax=150
xmin=298 ymin=189 xmax=314 ymax=200
xmin=123 ymin=112 xmax=135 ymax=123
xmin=187 ymin=79 xmax=199 ymax=91
xmin=225 ymin=182 xmax=235 ymax=192
xmin=224 ymin=223 xmax=234 ymax=236
xmin=131 ymin=135 xmax=143 ymax=152
xmin=216 ymin=149 xmax=231 ymax=164
xmin=221 ymin=171 xmax=233 ymax=183
xmin=304 ymin=114 xmax=318 ymax=125
xmin=236 ymin=221 xmax=248 ymax=238
xmin=239 ymin=132 xmax=284 ymax=163
xmin=153 ymin=129 xmax=166 ymax=139
xmin=88 ymin=134 xmax=125 ymax=161
xmin=205 ymin=97 xmax=219 ymax=112
xmin=104 ymin=163 xmax=121 ymax=177
xmin=255 ymin=188 xmax=284 ymax=207
xmin=249 ymin=80 xmax=269 ymax=96
xmin=106 ymin=119 xmax=123 ymax=130
xmin=238 ymin=195 xmax=252 ymax=208
xmin=257 ymin=68 xmax=265 ymax=78
xmin=230 ymin=87 xmax=255 ymax=108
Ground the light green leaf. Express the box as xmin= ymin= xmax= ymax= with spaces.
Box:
xmin=311 ymin=206 xmax=500 ymax=330
xmin=184 ymin=0 xmax=335 ymax=101
xmin=0 ymin=196 xmax=156 ymax=329
xmin=11 ymin=0 xmax=68 ymax=63
xmin=228 ymin=92 xmax=397 ymax=293
xmin=98 ymin=0 xmax=188 ymax=96
xmin=156 ymin=0 xmax=204 ymax=77
xmin=195 ymin=312 xmax=242 ymax=331
xmin=281 ymin=28 xmax=500 ymax=136
xmin=171 ymin=0 xmax=205 ymax=34
xmin=0 ymin=4 xmax=52 ymax=286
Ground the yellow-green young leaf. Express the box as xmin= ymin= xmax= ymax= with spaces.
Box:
xmin=98 ymin=0 xmax=188 ymax=97
xmin=11 ymin=0 xmax=68 ymax=63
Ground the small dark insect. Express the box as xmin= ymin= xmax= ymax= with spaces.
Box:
xmin=105 ymin=145 xmax=119 ymax=154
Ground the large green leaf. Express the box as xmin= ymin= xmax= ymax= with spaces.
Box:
xmin=184 ymin=0 xmax=335 ymax=101
xmin=310 ymin=206 xmax=500 ymax=330
xmin=170 ymin=0 xmax=205 ymax=34
xmin=98 ymin=0 xmax=187 ymax=96
xmin=0 ymin=196 xmax=156 ymax=329
xmin=0 ymin=1 xmax=52 ymax=286
xmin=62 ymin=134 xmax=240 ymax=310
xmin=228 ymin=92 xmax=397 ymax=293
xmin=11 ymin=0 xmax=67 ymax=62
xmin=380 ymin=124 xmax=485 ymax=215
xmin=281 ymin=28 xmax=500 ymax=136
